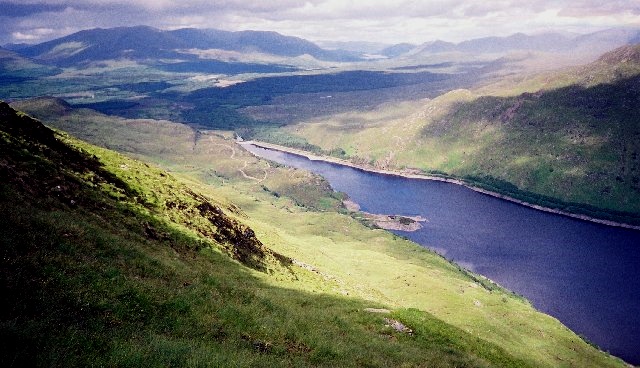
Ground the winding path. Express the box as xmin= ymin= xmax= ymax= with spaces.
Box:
xmin=207 ymin=138 xmax=268 ymax=183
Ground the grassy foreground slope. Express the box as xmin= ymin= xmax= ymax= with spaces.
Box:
xmin=272 ymin=45 xmax=640 ymax=224
xmin=7 ymin=99 xmax=628 ymax=367
xmin=1 ymin=101 xmax=545 ymax=367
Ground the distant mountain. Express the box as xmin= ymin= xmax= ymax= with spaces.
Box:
xmin=17 ymin=26 xmax=185 ymax=65
xmin=380 ymin=43 xmax=417 ymax=57
xmin=169 ymin=28 xmax=360 ymax=60
xmin=404 ymin=28 xmax=640 ymax=59
xmin=314 ymin=41 xmax=391 ymax=54
xmin=456 ymin=32 xmax=574 ymax=53
xmin=16 ymin=26 xmax=362 ymax=66
xmin=409 ymin=32 xmax=574 ymax=56
xmin=572 ymin=28 xmax=640 ymax=52
xmin=412 ymin=40 xmax=456 ymax=54
xmin=2 ymin=43 xmax=32 ymax=51
xmin=0 ymin=47 xmax=60 ymax=81
xmin=18 ymin=26 xmax=639 ymax=67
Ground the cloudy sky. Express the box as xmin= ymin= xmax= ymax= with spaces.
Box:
xmin=1 ymin=0 xmax=639 ymax=45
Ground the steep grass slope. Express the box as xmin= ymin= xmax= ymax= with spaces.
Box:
xmin=7 ymin=100 xmax=629 ymax=367
xmin=0 ymin=102 xmax=544 ymax=367
xmin=272 ymin=45 xmax=640 ymax=224
xmin=2 ymin=101 xmax=547 ymax=367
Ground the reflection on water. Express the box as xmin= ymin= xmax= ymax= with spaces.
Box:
xmin=244 ymin=144 xmax=640 ymax=364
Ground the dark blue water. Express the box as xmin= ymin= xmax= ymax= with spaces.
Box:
xmin=245 ymin=144 xmax=640 ymax=364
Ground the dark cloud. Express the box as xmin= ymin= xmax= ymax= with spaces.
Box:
xmin=0 ymin=2 xmax=67 ymax=17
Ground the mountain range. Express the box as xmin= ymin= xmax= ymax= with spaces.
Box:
xmin=13 ymin=26 xmax=360 ymax=66
xmin=6 ymin=26 xmax=640 ymax=68
xmin=406 ymin=28 xmax=640 ymax=58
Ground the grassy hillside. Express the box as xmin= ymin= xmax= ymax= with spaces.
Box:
xmin=6 ymin=99 xmax=629 ymax=367
xmin=2 ymin=101 xmax=536 ymax=367
xmin=267 ymin=45 xmax=640 ymax=225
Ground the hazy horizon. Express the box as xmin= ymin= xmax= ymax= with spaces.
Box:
xmin=1 ymin=0 xmax=639 ymax=46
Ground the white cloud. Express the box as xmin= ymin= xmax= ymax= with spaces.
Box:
xmin=12 ymin=28 xmax=55 ymax=41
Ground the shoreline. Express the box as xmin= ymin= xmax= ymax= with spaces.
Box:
xmin=239 ymin=140 xmax=640 ymax=231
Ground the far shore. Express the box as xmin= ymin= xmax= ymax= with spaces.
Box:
xmin=239 ymin=140 xmax=640 ymax=231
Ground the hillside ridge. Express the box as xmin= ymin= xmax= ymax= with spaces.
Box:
xmin=0 ymin=101 xmax=282 ymax=271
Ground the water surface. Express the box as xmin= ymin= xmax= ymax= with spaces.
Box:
xmin=245 ymin=144 xmax=640 ymax=365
